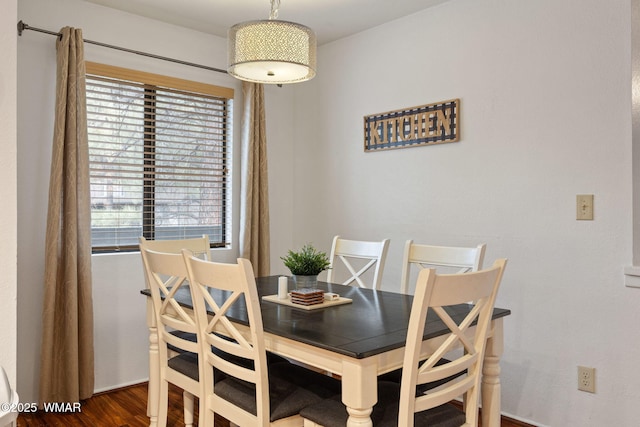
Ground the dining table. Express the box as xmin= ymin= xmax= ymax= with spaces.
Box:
xmin=142 ymin=276 xmax=511 ymax=427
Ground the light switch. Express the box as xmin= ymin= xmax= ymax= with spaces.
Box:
xmin=576 ymin=194 xmax=594 ymax=220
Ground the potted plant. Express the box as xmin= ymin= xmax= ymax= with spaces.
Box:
xmin=281 ymin=244 xmax=331 ymax=289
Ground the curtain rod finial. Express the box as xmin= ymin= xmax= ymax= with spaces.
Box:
xmin=17 ymin=20 xmax=27 ymax=36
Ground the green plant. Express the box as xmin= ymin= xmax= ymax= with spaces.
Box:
xmin=281 ymin=244 xmax=331 ymax=276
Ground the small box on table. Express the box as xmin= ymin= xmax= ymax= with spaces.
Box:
xmin=290 ymin=288 xmax=325 ymax=306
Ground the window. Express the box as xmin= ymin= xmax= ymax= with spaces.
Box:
xmin=85 ymin=62 xmax=233 ymax=252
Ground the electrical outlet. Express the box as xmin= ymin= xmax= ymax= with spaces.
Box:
xmin=578 ymin=366 xmax=595 ymax=393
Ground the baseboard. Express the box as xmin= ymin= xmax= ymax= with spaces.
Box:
xmin=449 ymin=400 xmax=537 ymax=427
xmin=499 ymin=415 xmax=538 ymax=427
xmin=93 ymin=378 xmax=148 ymax=396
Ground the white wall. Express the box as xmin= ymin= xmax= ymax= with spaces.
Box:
xmin=16 ymin=0 xmax=640 ymax=425
xmin=16 ymin=0 xmax=299 ymax=401
xmin=0 ymin=0 xmax=18 ymax=387
xmin=291 ymin=0 xmax=637 ymax=425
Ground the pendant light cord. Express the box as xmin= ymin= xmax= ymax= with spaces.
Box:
xmin=269 ymin=0 xmax=280 ymax=19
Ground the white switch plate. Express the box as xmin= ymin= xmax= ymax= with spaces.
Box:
xmin=576 ymin=195 xmax=594 ymax=220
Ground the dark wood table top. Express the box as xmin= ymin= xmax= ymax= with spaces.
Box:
xmin=142 ymin=275 xmax=511 ymax=359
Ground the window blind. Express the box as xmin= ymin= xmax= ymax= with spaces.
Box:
xmin=85 ymin=65 xmax=232 ymax=252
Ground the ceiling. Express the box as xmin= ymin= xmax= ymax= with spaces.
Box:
xmin=81 ymin=0 xmax=450 ymax=46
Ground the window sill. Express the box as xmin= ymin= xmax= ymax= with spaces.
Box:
xmin=624 ymin=266 xmax=640 ymax=288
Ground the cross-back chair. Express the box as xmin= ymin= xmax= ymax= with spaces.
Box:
xmin=140 ymin=237 xmax=289 ymax=425
xmin=300 ymin=258 xmax=507 ymax=427
xmin=140 ymin=236 xmax=213 ymax=354
xmin=139 ymin=236 xmax=215 ymax=423
xmin=183 ymin=253 xmax=340 ymax=427
xmin=400 ymin=240 xmax=486 ymax=294
xmin=139 ymin=235 xmax=211 ymax=260
xmin=326 ymin=235 xmax=390 ymax=290
xmin=382 ymin=240 xmax=487 ymax=389
xmin=140 ymin=246 xmax=202 ymax=427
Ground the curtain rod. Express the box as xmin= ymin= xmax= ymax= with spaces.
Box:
xmin=17 ymin=20 xmax=229 ymax=75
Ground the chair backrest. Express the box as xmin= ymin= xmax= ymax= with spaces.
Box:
xmin=182 ymin=253 xmax=271 ymax=426
xmin=398 ymin=258 xmax=507 ymax=427
xmin=400 ymin=240 xmax=486 ymax=294
xmin=139 ymin=235 xmax=211 ymax=260
xmin=140 ymin=247 xmax=199 ymax=361
xmin=326 ymin=235 xmax=390 ymax=290
xmin=0 ymin=366 xmax=18 ymax=427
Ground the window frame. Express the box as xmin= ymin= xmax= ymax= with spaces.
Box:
xmin=85 ymin=62 xmax=234 ymax=253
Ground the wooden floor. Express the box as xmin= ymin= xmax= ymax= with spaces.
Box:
xmin=18 ymin=382 xmax=532 ymax=427
xmin=17 ymin=383 xmax=228 ymax=427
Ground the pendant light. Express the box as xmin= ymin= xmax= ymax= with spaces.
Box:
xmin=228 ymin=0 xmax=317 ymax=84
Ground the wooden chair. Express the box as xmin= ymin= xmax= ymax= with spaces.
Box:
xmin=0 ymin=366 xmax=18 ymax=427
xmin=140 ymin=247 xmax=202 ymax=427
xmin=300 ymin=259 xmax=507 ymax=427
xmin=182 ymin=253 xmax=341 ymax=427
xmin=326 ymin=235 xmax=390 ymax=290
xmin=140 ymin=236 xmax=213 ymax=361
xmin=382 ymin=241 xmax=487 ymax=388
xmin=140 ymin=237 xmax=291 ymax=426
xmin=139 ymin=235 xmax=211 ymax=260
xmin=400 ymin=240 xmax=486 ymax=294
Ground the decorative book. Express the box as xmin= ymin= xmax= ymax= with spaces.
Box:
xmin=290 ymin=288 xmax=325 ymax=306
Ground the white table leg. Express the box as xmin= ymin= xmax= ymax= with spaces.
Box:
xmin=341 ymin=358 xmax=377 ymax=427
xmin=482 ymin=318 xmax=504 ymax=427
xmin=147 ymin=298 xmax=159 ymax=427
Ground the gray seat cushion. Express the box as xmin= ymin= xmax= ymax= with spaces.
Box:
xmin=168 ymin=352 xmax=201 ymax=380
xmin=213 ymin=362 xmax=341 ymax=423
xmin=299 ymin=381 xmax=466 ymax=427
xmin=267 ymin=362 xmax=341 ymax=399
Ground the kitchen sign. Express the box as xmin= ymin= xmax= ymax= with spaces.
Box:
xmin=364 ymin=99 xmax=459 ymax=152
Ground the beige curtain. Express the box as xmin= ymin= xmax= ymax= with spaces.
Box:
xmin=39 ymin=27 xmax=94 ymax=405
xmin=239 ymin=82 xmax=270 ymax=276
